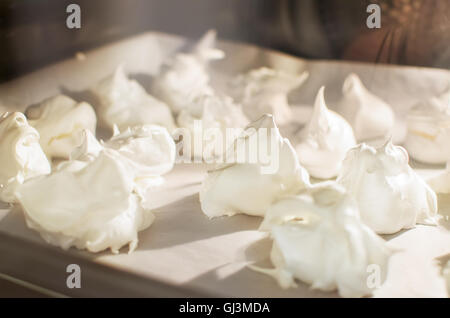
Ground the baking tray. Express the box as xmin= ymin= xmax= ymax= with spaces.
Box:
xmin=0 ymin=31 xmax=449 ymax=298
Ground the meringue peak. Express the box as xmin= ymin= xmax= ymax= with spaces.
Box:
xmin=193 ymin=29 xmax=225 ymax=62
xmin=342 ymin=73 xmax=366 ymax=98
xmin=0 ymin=112 xmax=51 ymax=203
xmin=310 ymin=86 xmax=332 ymax=136
xmin=0 ymin=111 xmax=9 ymax=120
xmin=337 ymin=73 xmax=394 ymax=141
xmin=111 ymin=64 xmax=128 ymax=87
xmin=199 ymin=115 xmax=310 ymax=218
xmin=404 ymin=87 xmax=450 ymax=164
xmin=295 ymin=87 xmax=356 ymax=179
xmin=247 ymin=113 xmax=276 ymax=131
xmin=71 ymin=129 xmax=103 ymax=162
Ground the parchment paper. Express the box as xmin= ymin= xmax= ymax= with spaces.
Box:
xmin=0 ymin=31 xmax=449 ymax=297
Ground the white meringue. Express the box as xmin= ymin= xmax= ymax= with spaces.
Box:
xmin=14 ymin=124 xmax=175 ymax=253
xmin=15 ymin=149 xmax=154 ymax=254
xmin=70 ymin=128 xmax=103 ymax=162
xmin=337 ymin=141 xmax=438 ymax=234
xmin=295 ymin=87 xmax=356 ymax=179
xmin=252 ymin=183 xmax=393 ymax=298
xmin=92 ymin=65 xmax=176 ymax=133
xmin=151 ymin=30 xmax=224 ymax=114
xmin=73 ymin=125 xmax=176 ymax=198
xmin=199 ymin=114 xmax=310 ymax=218
xmin=336 ymin=73 xmax=395 ymax=141
xmin=104 ymin=125 xmax=176 ymax=196
xmin=176 ymin=94 xmax=249 ymax=160
xmin=229 ymin=67 xmax=308 ymax=126
xmin=427 ymin=162 xmax=450 ymax=193
xmin=0 ymin=112 xmax=51 ymax=203
xmin=404 ymin=88 xmax=450 ymax=164
xmin=25 ymin=95 xmax=97 ymax=160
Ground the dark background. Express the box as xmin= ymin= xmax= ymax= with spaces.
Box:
xmin=0 ymin=0 xmax=449 ymax=82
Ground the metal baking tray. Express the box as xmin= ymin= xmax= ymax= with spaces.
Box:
xmin=0 ymin=31 xmax=449 ymax=297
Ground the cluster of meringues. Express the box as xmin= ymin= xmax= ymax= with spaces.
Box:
xmin=0 ymin=30 xmax=442 ymax=297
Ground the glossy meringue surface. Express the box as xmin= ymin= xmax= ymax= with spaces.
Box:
xmin=295 ymin=87 xmax=356 ymax=179
xmin=151 ymin=30 xmax=224 ymax=114
xmin=199 ymin=114 xmax=310 ymax=218
xmin=92 ymin=65 xmax=175 ymax=133
xmin=253 ymin=183 xmax=393 ymax=298
xmin=404 ymin=88 xmax=450 ymax=164
xmin=337 ymin=141 xmax=438 ymax=234
xmin=26 ymin=95 xmax=97 ymax=160
xmin=229 ymin=67 xmax=308 ymax=126
xmin=336 ymin=73 xmax=395 ymax=141
xmin=0 ymin=112 xmax=51 ymax=203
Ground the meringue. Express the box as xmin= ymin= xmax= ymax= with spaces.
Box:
xmin=176 ymin=94 xmax=249 ymax=161
xmin=336 ymin=73 xmax=395 ymax=141
xmin=13 ymin=124 xmax=176 ymax=253
xmin=427 ymin=162 xmax=450 ymax=193
xmin=337 ymin=141 xmax=438 ymax=234
xmin=0 ymin=112 xmax=51 ymax=203
xmin=104 ymin=125 xmax=176 ymax=196
xmin=73 ymin=125 xmax=176 ymax=198
xmin=199 ymin=114 xmax=310 ymax=218
xmin=229 ymin=67 xmax=308 ymax=125
xmin=295 ymin=87 xmax=356 ymax=179
xmin=25 ymin=95 xmax=97 ymax=160
xmin=404 ymin=87 xmax=450 ymax=164
xmin=92 ymin=65 xmax=176 ymax=133
xmin=151 ymin=30 xmax=224 ymax=114
xmin=15 ymin=149 xmax=154 ymax=254
xmin=252 ymin=183 xmax=393 ymax=298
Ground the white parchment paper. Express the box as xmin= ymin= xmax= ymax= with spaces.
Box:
xmin=0 ymin=31 xmax=449 ymax=297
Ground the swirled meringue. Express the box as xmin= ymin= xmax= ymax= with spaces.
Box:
xmin=151 ymin=30 xmax=224 ymax=114
xmin=336 ymin=73 xmax=395 ymax=141
xmin=229 ymin=67 xmax=308 ymax=126
xmin=337 ymin=141 xmax=438 ymax=234
xmin=92 ymin=65 xmax=176 ymax=133
xmin=404 ymin=88 xmax=450 ymax=164
xmin=0 ymin=112 xmax=51 ymax=203
xmin=252 ymin=183 xmax=393 ymax=298
xmin=15 ymin=149 xmax=154 ymax=254
xmin=25 ymin=95 xmax=97 ymax=160
xmin=295 ymin=87 xmax=356 ymax=179
xmin=176 ymin=94 xmax=249 ymax=160
xmin=199 ymin=114 xmax=310 ymax=218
